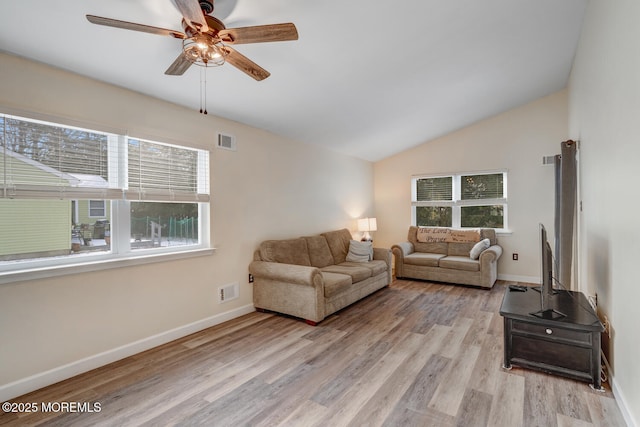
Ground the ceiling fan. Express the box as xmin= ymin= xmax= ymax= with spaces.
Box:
xmin=86 ymin=0 xmax=298 ymax=81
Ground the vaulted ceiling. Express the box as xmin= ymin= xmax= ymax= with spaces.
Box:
xmin=0 ymin=0 xmax=587 ymax=161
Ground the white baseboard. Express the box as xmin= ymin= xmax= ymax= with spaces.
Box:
xmin=497 ymin=274 xmax=539 ymax=284
xmin=602 ymin=353 xmax=638 ymax=427
xmin=0 ymin=304 xmax=255 ymax=402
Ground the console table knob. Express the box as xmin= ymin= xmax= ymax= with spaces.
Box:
xmin=546 ymin=328 xmax=553 ymax=335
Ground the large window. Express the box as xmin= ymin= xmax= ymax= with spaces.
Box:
xmin=412 ymin=171 xmax=507 ymax=229
xmin=0 ymin=113 xmax=210 ymax=274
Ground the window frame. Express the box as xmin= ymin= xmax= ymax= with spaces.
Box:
xmin=0 ymin=112 xmax=213 ymax=283
xmin=88 ymin=200 xmax=106 ymax=218
xmin=411 ymin=170 xmax=509 ymax=231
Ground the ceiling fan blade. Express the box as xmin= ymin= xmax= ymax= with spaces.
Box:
xmin=174 ymin=0 xmax=209 ymax=32
xmin=165 ymin=52 xmax=194 ymax=75
xmin=218 ymin=23 xmax=298 ymax=45
xmin=86 ymin=15 xmax=186 ymax=39
xmin=222 ymin=47 xmax=270 ymax=81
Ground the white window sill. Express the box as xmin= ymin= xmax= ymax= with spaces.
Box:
xmin=496 ymin=229 xmax=513 ymax=236
xmin=0 ymin=248 xmax=216 ymax=285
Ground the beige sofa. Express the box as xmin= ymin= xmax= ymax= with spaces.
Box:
xmin=392 ymin=226 xmax=502 ymax=288
xmin=249 ymin=228 xmax=392 ymax=325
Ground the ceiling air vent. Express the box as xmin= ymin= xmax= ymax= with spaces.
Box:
xmin=217 ymin=133 xmax=236 ymax=151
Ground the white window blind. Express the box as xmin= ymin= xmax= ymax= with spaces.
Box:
xmin=126 ymin=138 xmax=210 ymax=203
xmin=1 ymin=114 xmax=209 ymax=203
xmin=1 ymin=114 xmax=121 ymax=200
xmin=415 ymin=176 xmax=453 ymax=203
xmin=461 ymin=173 xmax=504 ymax=201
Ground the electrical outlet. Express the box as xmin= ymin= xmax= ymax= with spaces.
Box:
xmin=512 ymin=253 xmax=518 ymax=261
xmin=248 ymin=273 xmax=254 ymax=283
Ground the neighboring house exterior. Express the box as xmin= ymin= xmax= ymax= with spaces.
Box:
xmin=0 ymin=150 xmax=109 ymax=259
xmin=0 ymin=198 xmax=70 ymax=259
xmin=67 ymin=174 xmax=110 ymax=228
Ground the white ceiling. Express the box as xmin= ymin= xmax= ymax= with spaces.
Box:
xmin=0 ymin=0 xmax=587 ymax=162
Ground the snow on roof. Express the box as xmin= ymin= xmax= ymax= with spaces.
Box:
xmin=67 ymin=173 xmax=108 ymax=188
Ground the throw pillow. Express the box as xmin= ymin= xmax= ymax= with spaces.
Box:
xmin=469 ymin=238 xmax=490 ymax=260
xmin=346 ymin=240 xmax=373 ymax=263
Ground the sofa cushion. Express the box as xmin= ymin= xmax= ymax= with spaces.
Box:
xmin=416 ymin=227 xmax=480 ymax=243
xmin=448 ymin=231 xmax=496 ymax=256
xmin=345 ymin=240 xmax=373 ymax=262
xmin=322 ymin=272 xmax=353 ymax=298
xmin=322 ymin=228 xmax=353 ymax=264
xmin=470 ymin=238 xmax=491 ymax=260
xmin=304 ymin=235 xmax=335 ymax=268
xmin=321 ymin=264 xmax=372 ymax=282
xmin=341 ymin=260 xmax=387 ymax=276
xmin=404 ymin=252 xmax=446 ymax=267
xmin=480 ymin=228 xmax=497 ymax=246
xmin=439 ymin=256 xmax=480 ymax=272
xmin=408 ymin=226 xmax=448 ymax=255
xmin=448 ymin=242 xmax=476 ymax=257
xmin=259 ymin=238 xmax=311 ymax=266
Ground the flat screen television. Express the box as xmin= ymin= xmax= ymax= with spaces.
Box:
xmin=531 ymin=224 xmax=565 ymax=319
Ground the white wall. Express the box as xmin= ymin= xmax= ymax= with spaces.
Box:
xmin=374 ymin=91 xmax=568 ymax=282
xmin=569 ymin=0 xmax=640 ymax=424
xmin=0 ymin=53 xmax=374 ymax=398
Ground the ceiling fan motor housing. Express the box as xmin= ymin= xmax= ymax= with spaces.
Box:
xmin=200 ymin=0 xmax=214 ymax=15
xmin=183 ymin=15 xmax=225 ymax=37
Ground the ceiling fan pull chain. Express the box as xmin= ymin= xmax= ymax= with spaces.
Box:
xmin=199 ymin=66 xmax=208 ymax=115
xmin=204 ymin=66 xmax=208 ymax=115
xmin=199 ymin=66 xmax=203 ymax=114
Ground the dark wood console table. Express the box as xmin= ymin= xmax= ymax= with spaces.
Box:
xmin=500 ymin=286 xmax=604 ymax=389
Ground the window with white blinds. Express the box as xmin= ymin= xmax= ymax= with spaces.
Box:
xmin=0 ymin=113 xmax=211 ymax=274
xmin=412 ymin=171 xmax=507 ymax=229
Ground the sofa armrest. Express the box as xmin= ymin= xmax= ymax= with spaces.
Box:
xmin=391 ymin=241 xmax=414 ymax=257
xmin=391 ymin=242 xmax=414 ymax=279
xmin=250 ymin=261 xmax=325 ymax=323
xmin=373 ymin=247 xmax=392 ymax=262
xmin=373 ymin=247 xmax=393 ymax=285
xmin=249 ymin=261 xmax=321 ymax=288
xmin=477 ymin=245 xmax=502 ymax=288
xmin=480 ymin=245 xmax=502 ymax=264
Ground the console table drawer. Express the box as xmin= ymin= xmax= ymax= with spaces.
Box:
xmin=512 ymin=335 xmax=592 ymax=373
xmin=512 ymin=320 xmax=592 ymax=345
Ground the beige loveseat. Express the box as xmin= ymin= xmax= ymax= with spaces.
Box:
xmin=392 ymin=226 xmax=502 ymax=289
xmin=249 ymin=228 xmax=392 ymax=325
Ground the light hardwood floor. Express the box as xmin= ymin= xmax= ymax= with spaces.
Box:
xmin=0 ymin=280 xmax=627 ymax=427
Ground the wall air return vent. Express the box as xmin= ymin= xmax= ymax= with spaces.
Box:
xmin=218 ymin=282 xmax=239 ymax=303
xmin=217 ymin=133 xmax=236 ymax=151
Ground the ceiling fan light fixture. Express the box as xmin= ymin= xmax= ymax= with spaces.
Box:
xmin=183 ymin=35 xmax=227 ymax=67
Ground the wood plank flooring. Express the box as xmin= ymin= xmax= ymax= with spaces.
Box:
xmin=0 ymin=280 xmax=627 ymax=427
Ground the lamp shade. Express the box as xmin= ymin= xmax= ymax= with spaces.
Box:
xmin=357 ymin=217 xmax=377 ymax=232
